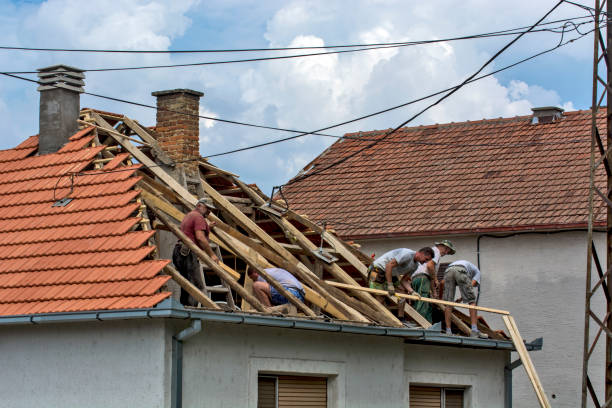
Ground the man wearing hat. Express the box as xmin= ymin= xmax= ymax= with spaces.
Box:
xmin=172 ymin=197 xmax=219 ymax=306
xmin=407 ymin=240 xmax=456 ymax=323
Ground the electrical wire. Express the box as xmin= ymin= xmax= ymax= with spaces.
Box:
xmin=1 ymin=15 xmax=596 ymax=74
xmin=204 ymin=23 xmax=596 ymax=158
xmin=282 ymin=0 xmax=566 ymax=187
xmin=0 ymin=15 xmax=596 ymax=163
xmin=0 ymin=15 xmax=593 ymax=54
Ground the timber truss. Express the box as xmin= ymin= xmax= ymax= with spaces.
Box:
xmin=583 ymin=1 xmax=612 ymax=407
xmin=75 ymin=107 xmax=550 ymax=407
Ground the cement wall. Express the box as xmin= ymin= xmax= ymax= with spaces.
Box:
xmin=181 ymin=321 xmax=508 ymax=407
xmin=359 ymin=231 xmax=607 ymax=408
xmin=0 ymin=319 xmax=171 ymax=408
xmin=405 ymin=344 xmax=507 ymax=407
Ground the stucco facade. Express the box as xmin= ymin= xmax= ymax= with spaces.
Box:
xmin=358 ymin=230 xmax=606 ymax=408
xmin=1 ymin=316 xmax=510 ymax=407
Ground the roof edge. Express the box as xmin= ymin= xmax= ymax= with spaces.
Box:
xmin=0 ymin=302 xmax=538 ymax=351
xmin=342 ymin=222 xmax=606 ymax=241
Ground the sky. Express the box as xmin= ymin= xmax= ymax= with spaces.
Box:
xmin=0 ymin=0 xmax=601 ymax=194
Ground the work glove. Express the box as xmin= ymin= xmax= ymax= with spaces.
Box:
xmin=387 ymin=282 xmax=395 ymax=296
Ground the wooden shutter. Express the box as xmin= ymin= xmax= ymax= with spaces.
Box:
xmin=258 ymin=376 xmax=277 ymax=408
xmin=409 ymin=386 xmax=441 ymax=408
xmin=444 ymin=389 xmax=463 ymax=408
xmin=277 ymin=375 xmax=327 ymax=407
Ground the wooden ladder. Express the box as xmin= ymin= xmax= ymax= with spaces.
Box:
xmin=198 ymin=244 xmax=236 ymax=310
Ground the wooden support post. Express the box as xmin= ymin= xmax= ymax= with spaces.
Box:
xmin=152 ymin=207 xmax=268 ymax=313
xmin=163 ymin=265 xmax=221 ymax=310
xmin=502 ymin=315 xmax=551 ymax=408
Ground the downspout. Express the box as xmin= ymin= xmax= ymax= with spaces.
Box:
xmin=504 ymin=355 xmax=524 ymax=408
xmin=172 ymin=319 xmax=202 ymax=408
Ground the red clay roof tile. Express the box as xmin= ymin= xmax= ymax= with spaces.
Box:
xmin=283 ymin=109 xmax=606 ymax=238
xmin=0 ymin=129 xmax=169 ymax=316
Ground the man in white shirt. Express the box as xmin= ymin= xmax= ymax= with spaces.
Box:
xmin=442 ymin=260 xmax=487 ymax=338
xmin=408 ymin=240 xmax=456 ymax=323
xmin=368 ymin=247 xmax=434 ymax=296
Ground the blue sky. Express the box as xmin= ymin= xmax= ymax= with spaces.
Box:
xmin=0 ymin=0 xmax=598 ymax=194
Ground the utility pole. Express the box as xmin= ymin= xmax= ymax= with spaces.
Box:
xmin=583 ymin=1 xmax=612 ymax=407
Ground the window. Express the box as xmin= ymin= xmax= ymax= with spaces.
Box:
xmin=409 ymin=385 xmax=464 ymax=408
xmin=257 ymin=375 xmax=327 ymax=408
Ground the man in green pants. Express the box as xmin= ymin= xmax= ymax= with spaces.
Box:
xmin=408 ymin=240 xmax=455 ymax=323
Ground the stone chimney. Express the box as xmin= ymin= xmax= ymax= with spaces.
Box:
xmin=531 ymin=106 xmax=564 ymax=124
xmin=37 ymin=65 xmax=85 ymax=154
xmin=151 ymin=89 xmax=203 ymax=177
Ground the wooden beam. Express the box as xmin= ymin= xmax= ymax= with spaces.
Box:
xmin=163 ymin=265 xmax=221 ymax=310
xmin=229 ymin=177 xmax=402 ymax=326
xmin=199 ymin=177 xmax=369 ymax=323
xmin=121 ymin=116 xmax=173 ymax=165
xmin=199 ymin=160 xmax=239 ymax=178
xmin=152 ymin=207 xmax=268 ymax=313
xmin=502 ymin=315 xmax=551 ymax=408
xmin=325 ymin=281 xmax=510 ymax=315
xmin=215 ymin=228 xmax=317 ymax=317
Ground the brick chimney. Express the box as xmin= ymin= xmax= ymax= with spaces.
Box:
xmin=37 ymin=64 xmax=85 ymax=154
xmin=151 ymin=89 xmax=203 ymax=177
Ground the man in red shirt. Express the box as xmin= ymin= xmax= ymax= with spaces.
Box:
xmin=172 ymin=198 xmax=219 ymax=306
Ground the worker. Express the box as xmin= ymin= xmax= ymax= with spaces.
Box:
xmin=172 ymin=197 xmax=219 ymax=306
xmin=442 ymin=260 xmax=488 ymax=338
xmin=248 ymin=267 xmax=305 ymax=307
xmin=409 ymin=240 xmax=456 ymax=323
xmin=367 ymin=247 xmax=435 ymax=297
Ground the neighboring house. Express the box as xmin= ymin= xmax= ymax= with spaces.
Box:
xmin=0 ymin=65 xmax=526 ymax=408
xmin=283 ymin=107 xmax=606 ymax=408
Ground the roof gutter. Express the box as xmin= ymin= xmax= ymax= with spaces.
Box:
xmin=0 ymin=302 xmax=542 ymax=352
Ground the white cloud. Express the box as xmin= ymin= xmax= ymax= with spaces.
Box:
xmin=0 ymin=0 xmax=591 ymax=194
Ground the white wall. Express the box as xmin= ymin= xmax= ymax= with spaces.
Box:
xmin=181 ymin=321 xmax=508 ymax=407
xmin=405 ymin=344 xmax=507 ymax=408
xmin=359 ymin=231 xmax=606 ymax=408
xmin=0 ymin=319 xmax=171 ymax=408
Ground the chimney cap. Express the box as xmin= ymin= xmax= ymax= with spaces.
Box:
xmin=152 ymin=88 xmax=204 ymax=98
xmin=37 ymin=64 xmax=85 ymax=93
xmin=531 ymin=106 xmax=564 ymax=124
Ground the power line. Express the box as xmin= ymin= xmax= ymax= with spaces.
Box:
xmin=204 ymin=23 xmax=594 ymax=158
xmin=0 ymin=14 xmax=593 ymax=55
xmin=283 ymin=0 xmax=566 ymax=187
xmin=0 ymin=18 xmax=595 ymax=161
xmin=1 ymin=15 xmax=596 ymax=74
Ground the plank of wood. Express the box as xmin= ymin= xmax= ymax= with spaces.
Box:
xmin=121 ymin=116 xmax=173 ymax=165
xmin=303 ymin=287 xmax=346 ymax=319
xmin=200 ymin=177 xmax=369 ymax=323
xmin=215 ymin=228 xmax=316 ymax=317
xmin=325 ymin=281 xmax=510 ymax=315
xmin=199 ymin=160 xmax=239 ymax=178
xmin=95 ymin=114 xmax=198 ymax=209
xmin=230 ymin=177 xmax=401 ymax=327
xmin=452 ymin=308 xmax=505 ymax=340
xmin=503 ymin=315 xmax=551 ymax=408
xmin=82 ymin=118 xmax=150 ymax=147
xmin=163 ymin=264 xmax=220 ymax=310
xmin=152 ymin=207 xmax=267 ymax=313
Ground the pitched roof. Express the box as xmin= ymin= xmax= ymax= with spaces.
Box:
xmin=0 ymin=127 xmax=170 ymax=316
xmin=282 ymin=109 xmax=607 ymax=239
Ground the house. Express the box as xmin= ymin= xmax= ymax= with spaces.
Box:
xmin=281 ymin=107 xmax=607 ymax=408
xmin=0 ymin=65 xmax=539 ymax=408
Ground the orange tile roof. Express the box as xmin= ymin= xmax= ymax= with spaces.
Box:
xmin=0 ymin=126 xmax=170 ymax=316
xmin=282 ymin=109 xmax=607 ymax=239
